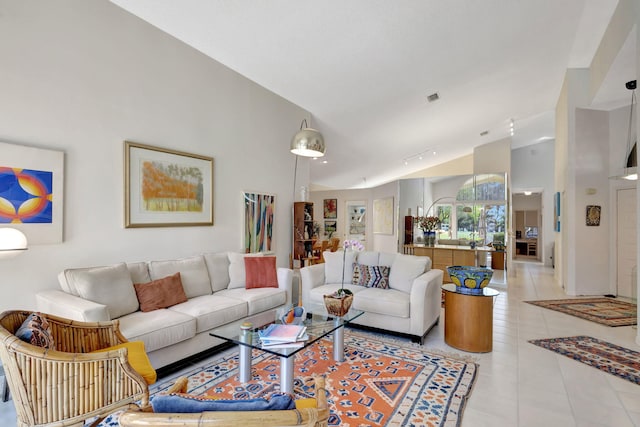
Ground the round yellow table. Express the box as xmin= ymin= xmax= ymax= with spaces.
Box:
xmin=442 ymin=283 xmax=499 ymax=353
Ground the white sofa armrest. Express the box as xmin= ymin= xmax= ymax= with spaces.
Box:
xmin=299 ymin=264 xmax=325 ymax=307
xmin=408 ymin=269 xmax=443 ymax=337
xmin=277 ymin=267 xmax=294 ymax=307
xmin=36 ymin=289 xmax=111 ymax=322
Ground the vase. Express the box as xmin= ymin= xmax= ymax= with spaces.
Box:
xmin=425 ymin=231 xmax=436 ymax=247
xmin=323 ymin=293 xmax=353 ymax=317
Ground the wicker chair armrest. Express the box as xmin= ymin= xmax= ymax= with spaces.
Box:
xmin=120 ymin=376 xmax=328 ymax=427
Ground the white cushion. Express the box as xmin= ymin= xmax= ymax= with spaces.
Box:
xmin=202 ymin=252 xmax=231 ymax=292
xmin=352 ymin=288 xmax=409 ymax=318
xmin=357 ymin=251 xmax=379 ymax=266
xmin=127 ymin=261 xmax=151 ymax=284
xmin=227 ymin=252 xmax=263 ymax=289
xmin=324 ymin=251 xmax=357 ymax=285
xmin=217 ymin=287 xmax=287 ymax=315
xmin=62 ymin=263 xmax=139 ymax=319
xmin=169 ymin=294 xmax=248 ymax=333
xmin=149 ymin=255 xmax=212 ymax=298
xmin=389 ymin=254 xmax=428 ymax=293
xmin=378 ymin=252 xmax=398 ymax=267
xmin=118 ymin=309 xmax=196 ymax=353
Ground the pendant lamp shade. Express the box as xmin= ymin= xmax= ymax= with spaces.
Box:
xmin=0 ymin=228 xmax=28 ymax=259
xmin=290 ymin=120 xmax=325 ymax=157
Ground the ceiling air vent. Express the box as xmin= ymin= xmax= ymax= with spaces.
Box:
xmin=480 ymin=130 xmax=489 ymax=136
xmin=426 ymin=92 xmax=440 ymax=103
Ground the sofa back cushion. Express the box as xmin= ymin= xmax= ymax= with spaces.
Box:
xmin=127 ymin=261 xmax=151 ymax=284
xmin=228 ymin=252 xmax=263 ymax=289
xmin=324 ymin=251 xmax=357 ymax=284
xmin=202 ymin=252 xmax=231 ymax=292
xmin=378 ymin=252 xmax=398 ymax=267
xmin=389 ymin=255 xmax=428 ymax=293
xmin=60 ymin=262 xmax=139 ymax=319
xmin=356 ymin=251 xmax=379 ymax=266
xmin=149 ymin=256 xmax=211 ymax=299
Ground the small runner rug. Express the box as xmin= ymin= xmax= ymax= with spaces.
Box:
xmin=528 ymin=336 xmax=640 ymax=385
xmin=99 ymin=330 xmax=477 ymax=427
xmin=524 ymin=297 xmax=637 ymax=326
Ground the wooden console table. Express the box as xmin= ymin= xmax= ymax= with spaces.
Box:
xmin=406 ymin=244 xmax=494 ymax=282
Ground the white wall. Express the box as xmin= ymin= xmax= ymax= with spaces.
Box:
xmin=310 ymin=182 xmax=399 ymax=253
xmin=574 ymin=108 xmax=610 ymax=295
xmin=0 ymin=1 xmax=310 ymax=313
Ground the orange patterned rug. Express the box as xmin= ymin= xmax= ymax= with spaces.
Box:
xmin=149 ymin=330 xmax=478 ymax=427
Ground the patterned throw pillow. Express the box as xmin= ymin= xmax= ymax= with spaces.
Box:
xmin=15 ymin=312 xmax=55 ymax=349
xmin=352 ymin=263 xmax=391 ymax=289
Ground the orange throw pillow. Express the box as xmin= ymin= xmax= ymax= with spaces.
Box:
xmin=245 ymin=256 xmax=278 ymax=289
xmin=134 ymin=272 xmax=188 ymax=312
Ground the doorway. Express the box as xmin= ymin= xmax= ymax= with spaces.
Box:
xmin=617 ymin=188 xmax=637 ymax=298
xmin=512 ymin=192 xmax=542 ymax=263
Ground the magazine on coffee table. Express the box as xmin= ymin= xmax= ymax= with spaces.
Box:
xmin=259 ymin=324 xmax=307 ymax=346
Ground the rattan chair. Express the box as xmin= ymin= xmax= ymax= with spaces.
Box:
xmin=119 ymin=376 xmax=329 ymax=427
xmin=0 ymin=310 xmax=150 ymax=427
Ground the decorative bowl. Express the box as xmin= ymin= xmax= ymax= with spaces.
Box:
xmin=447 ymin=266 xmax=493 ymax=294
xmin=279 ymin=305 xmax=306 ymax=325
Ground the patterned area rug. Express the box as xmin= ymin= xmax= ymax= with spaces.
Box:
xmin=524 ymin=297 xmax=637 ymax=326
xmin=529 ymin=336 xmax=640 ymax=385
xmin=98 ymin=330 xmax=477 ymax=426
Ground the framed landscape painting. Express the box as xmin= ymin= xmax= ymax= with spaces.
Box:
xmin=243 ymin=192 xmax=275 ymax=253
xmin=125 ymin=141 xmax=214 ymax=228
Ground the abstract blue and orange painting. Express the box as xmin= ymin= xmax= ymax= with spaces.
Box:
xmin=0 ymin=167 xmax=53 ymax=223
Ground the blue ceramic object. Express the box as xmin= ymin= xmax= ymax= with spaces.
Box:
xmin=447 ymin=266 xmax=493 ymax=294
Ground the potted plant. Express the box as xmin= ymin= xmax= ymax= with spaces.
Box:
xmin=324 ymin=239 xmax=364 ymax=316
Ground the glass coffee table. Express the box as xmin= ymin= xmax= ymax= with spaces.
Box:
xmin=210 ymin=308 xmax=364 ymax=393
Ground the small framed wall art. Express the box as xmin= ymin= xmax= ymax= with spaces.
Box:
xmin=586 ymin=205 xmax=601 ymax=226
xmin=124 ymin=141 xmax=214 ymax=228
xmin=373 ymin=197 xmax=394 ymax=235
xmin=324 ymin=198 xmax=337 ymax=218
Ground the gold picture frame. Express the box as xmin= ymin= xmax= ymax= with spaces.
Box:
xmin=124 ymin=141 xmax=214 ymax=228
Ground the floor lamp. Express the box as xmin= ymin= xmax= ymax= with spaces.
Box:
xmin=290 ymin=119 xmax=325 ymax=270
xmin=0 ymin=228 xmax=28 ymax=259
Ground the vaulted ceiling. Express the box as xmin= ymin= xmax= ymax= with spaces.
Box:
xmin=110 ymin=0 xmax=630 ymax=190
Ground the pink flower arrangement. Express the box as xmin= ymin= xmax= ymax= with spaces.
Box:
xmin=415 ymin=216 xmax=441 ymax=232
xmin=335 ymin=239 xmax=364 ymax=297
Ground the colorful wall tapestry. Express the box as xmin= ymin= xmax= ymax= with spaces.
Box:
xmin=244 ymin=192 xmax=275 ymax=253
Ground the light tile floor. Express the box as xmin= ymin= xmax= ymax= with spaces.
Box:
xmin=1 ymin=261 xmax=639 ymax=426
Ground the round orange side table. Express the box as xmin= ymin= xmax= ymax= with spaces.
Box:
xmin=442 ymin=283 xmax=499 ymax=353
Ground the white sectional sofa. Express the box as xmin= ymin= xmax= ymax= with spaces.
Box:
xmin=300 ymin=251 xmax=443 ymax=344
xmin=35 ymin=252 xmax=293 ymax=369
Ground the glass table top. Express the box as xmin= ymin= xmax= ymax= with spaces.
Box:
xmin=210 ymin=307 xmax=364 ymax=358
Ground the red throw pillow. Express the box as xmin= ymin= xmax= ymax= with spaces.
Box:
xmin=134 ymin=272 xmax=188 ymax=312
xmin=245 ymin=256 xmax=278 ymax=289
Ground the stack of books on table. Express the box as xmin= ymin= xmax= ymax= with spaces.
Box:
xmin=258 ymin=323 xmax=308 ymax=349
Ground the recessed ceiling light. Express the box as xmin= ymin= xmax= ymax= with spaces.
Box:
xmin=427 ymin=92 xmax=440 ymax=103
xmin=524 ymin=191 xmax=532 ymax=196
xmin=322 ymin=160 xmax=328 ymax=164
